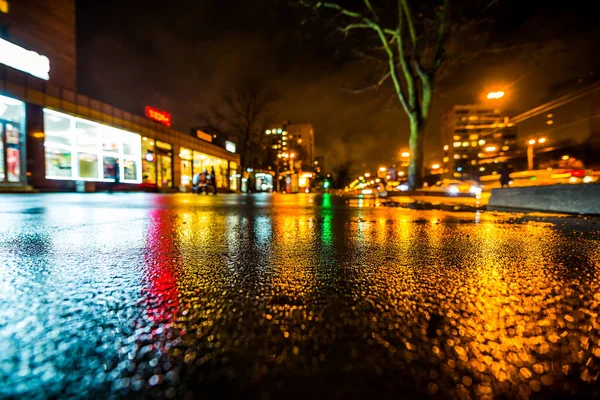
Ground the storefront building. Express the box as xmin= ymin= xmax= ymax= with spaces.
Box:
xmin=0 ymin=82 xmax=240 ymax=192
xmin=0 ymin=94 xmax=26 ymax=187
xmin=1 ymin=0 xmax=239 ymax=192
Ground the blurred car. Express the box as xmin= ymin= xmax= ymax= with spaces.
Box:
xmin=507 ymin=169 xmax=597 ymax=187
xmin=428 ymin=179 xmax=482 ymax=195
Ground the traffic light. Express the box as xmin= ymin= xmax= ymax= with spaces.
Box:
xmin=323 ymin=180 xmax=330 ymax=189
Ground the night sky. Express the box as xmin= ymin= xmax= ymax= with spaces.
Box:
xmin=77 ymin=0 xmax=600 ymax=173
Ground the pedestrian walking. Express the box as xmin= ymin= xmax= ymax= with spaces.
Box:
xmin=210 ymin=167 xmax=217 ymax=194
xmin=108 ymin=160 xmax=119 ymax=193
xmin=498 ymin=163 xmax=510 ymax=188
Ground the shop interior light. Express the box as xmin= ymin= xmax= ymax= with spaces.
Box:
xmin=0 ymin=94 xmax=23 ymax=106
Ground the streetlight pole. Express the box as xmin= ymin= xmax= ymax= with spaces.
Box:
xmin=527 ymin=137 xmax=546 ymax=170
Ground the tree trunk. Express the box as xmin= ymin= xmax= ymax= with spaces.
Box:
xmin=407 ymin=116 xmax=425 ymax=190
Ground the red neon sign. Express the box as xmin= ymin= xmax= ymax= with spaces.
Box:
xmin=145 ymin=106 xmax=171 ymax=127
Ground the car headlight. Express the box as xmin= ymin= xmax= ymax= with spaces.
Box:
xmin=469 ymin=186 xmax=482 ymax=194
xmin=448 ymin=186 xmax=460 ymax=194
xmin=583 ymin=176 xmax=593 ymax=183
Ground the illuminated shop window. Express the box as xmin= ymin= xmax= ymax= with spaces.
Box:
xmin=43 ymin=109 xmax=142 ymax=183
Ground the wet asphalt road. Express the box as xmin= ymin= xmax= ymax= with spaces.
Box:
xmin=1 ymin=193 xmax=600 ymax=399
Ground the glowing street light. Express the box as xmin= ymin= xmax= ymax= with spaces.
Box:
xmin=401 ymin=152 xmax=410 ymax=158
xmin=379 ymin=167 xmax=386 ymax=172
xmin=431 ymin=163 xmax=440 ymax=170
xmin=364 ymin=173 xmax=371 ymax=178
xmin=527 ymin=137 xmax=547 ymax=170
xmin=484 ymin=146 xmax=497 ymax=152
xmin=486 ymin=91 xmax=505 ymax=99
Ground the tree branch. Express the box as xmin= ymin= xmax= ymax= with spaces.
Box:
xmin=343 ymin=71 xmax=391 ymax=94
xmin=371 ymin=22 xmax=411 ymax=114
xmin=399 ymin=0 xmax=417 ymax=48
xmin=396 ymin=1 xmax=416 ymax=111
xmin=313 ymin=1 xmax=363 ymax=19
xmin=363 ymin=0 xmax=379 ymax=21
xmin=433 ymin=0 xmax=450 ymax=70
xmin=339 ymin=23 xmax=371 ymax=33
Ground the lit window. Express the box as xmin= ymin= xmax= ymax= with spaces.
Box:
xmin=502 ymin=146 xmax=509 ymax=151
xmin=478 ymin=139 xmax=486 ymax=146
xmin=443 ymin=157 xmax=449 ymax=162
xmin=297 ymin=139 xmax=303 ymax=144
xmin=471 ymin=141 xmax=477 ymax=147
xmin=443 ymin=145 xmax=449 ymax=151
xmin=453 ymin=154 xmax=460 ymax=159
xmin=479 ymin=167 xmax=485 ymax=171
xmin=43 ymin=109 xmax=142 ymax=183
xmin=471 ymin=160 xmax=477 ymax=165
xmin=462 ymin=142 xmax=469 ymax=147
xmin=453 ymin=142 xmax=461 ymax=147
xmin=272 ymin=145 xmax=278 ymax=149
xmin=266 ymin=129 xmax=271 ymax=134
xmin=469 ymin=134 xmax=479 ymax=140
xmin=453 ymin=135 xmax=461 ymax=141
xmin=0 ymin=0 xmax=8 ymax=14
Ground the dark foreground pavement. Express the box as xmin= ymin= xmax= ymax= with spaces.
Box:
xmin=1 ymin=193 xmax=600 ymax=399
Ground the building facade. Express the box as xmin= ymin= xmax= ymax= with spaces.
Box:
xmin=265 ymin=122 xmax=315 ymax=193
xmin=0 ymin=0 xmax=239 ymax=192
xmin=440 ymin=105 xmax=516 ymax=179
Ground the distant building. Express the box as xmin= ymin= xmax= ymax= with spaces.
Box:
xmin=266 ymin=122 xmax=315 ymax=170
xmin=265 ymin=122 xmax=315 ymax=192
xmin=440 ymin=105 xmax=516 ymax=179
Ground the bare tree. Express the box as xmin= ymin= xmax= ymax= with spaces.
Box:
xmin=300 ymin=0 xmax=451 ymax=189
xmin=199 ymin=85 xmax=279 ymax=173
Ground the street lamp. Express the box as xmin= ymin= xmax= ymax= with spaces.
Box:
xmin=486 ymin=91 xmax=505 ymax=99
xmin=527 ymin=137 xmax=547 ymax=170
xmin=401 ymin=152 xmax=410 ymax=158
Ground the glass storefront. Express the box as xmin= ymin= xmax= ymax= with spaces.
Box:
xmin=0 ymin=95 xmax=25 ymax=185
xmin=141 ymin=138 xmax=173 ymax=187
xmin=230 ymin=162 xmax=238 ymax=191
xmin=180 ymin=147 xmax=192 ymax=186
xmin=192 ymin=151 xmax=229 ymax=188
xmin=44 ymin=109 xmax=142 ymax=183
xmin=142 ymin=138 xmax=157 ymax=184
xmin=156 ymin=141 xmax=173 ymax=187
